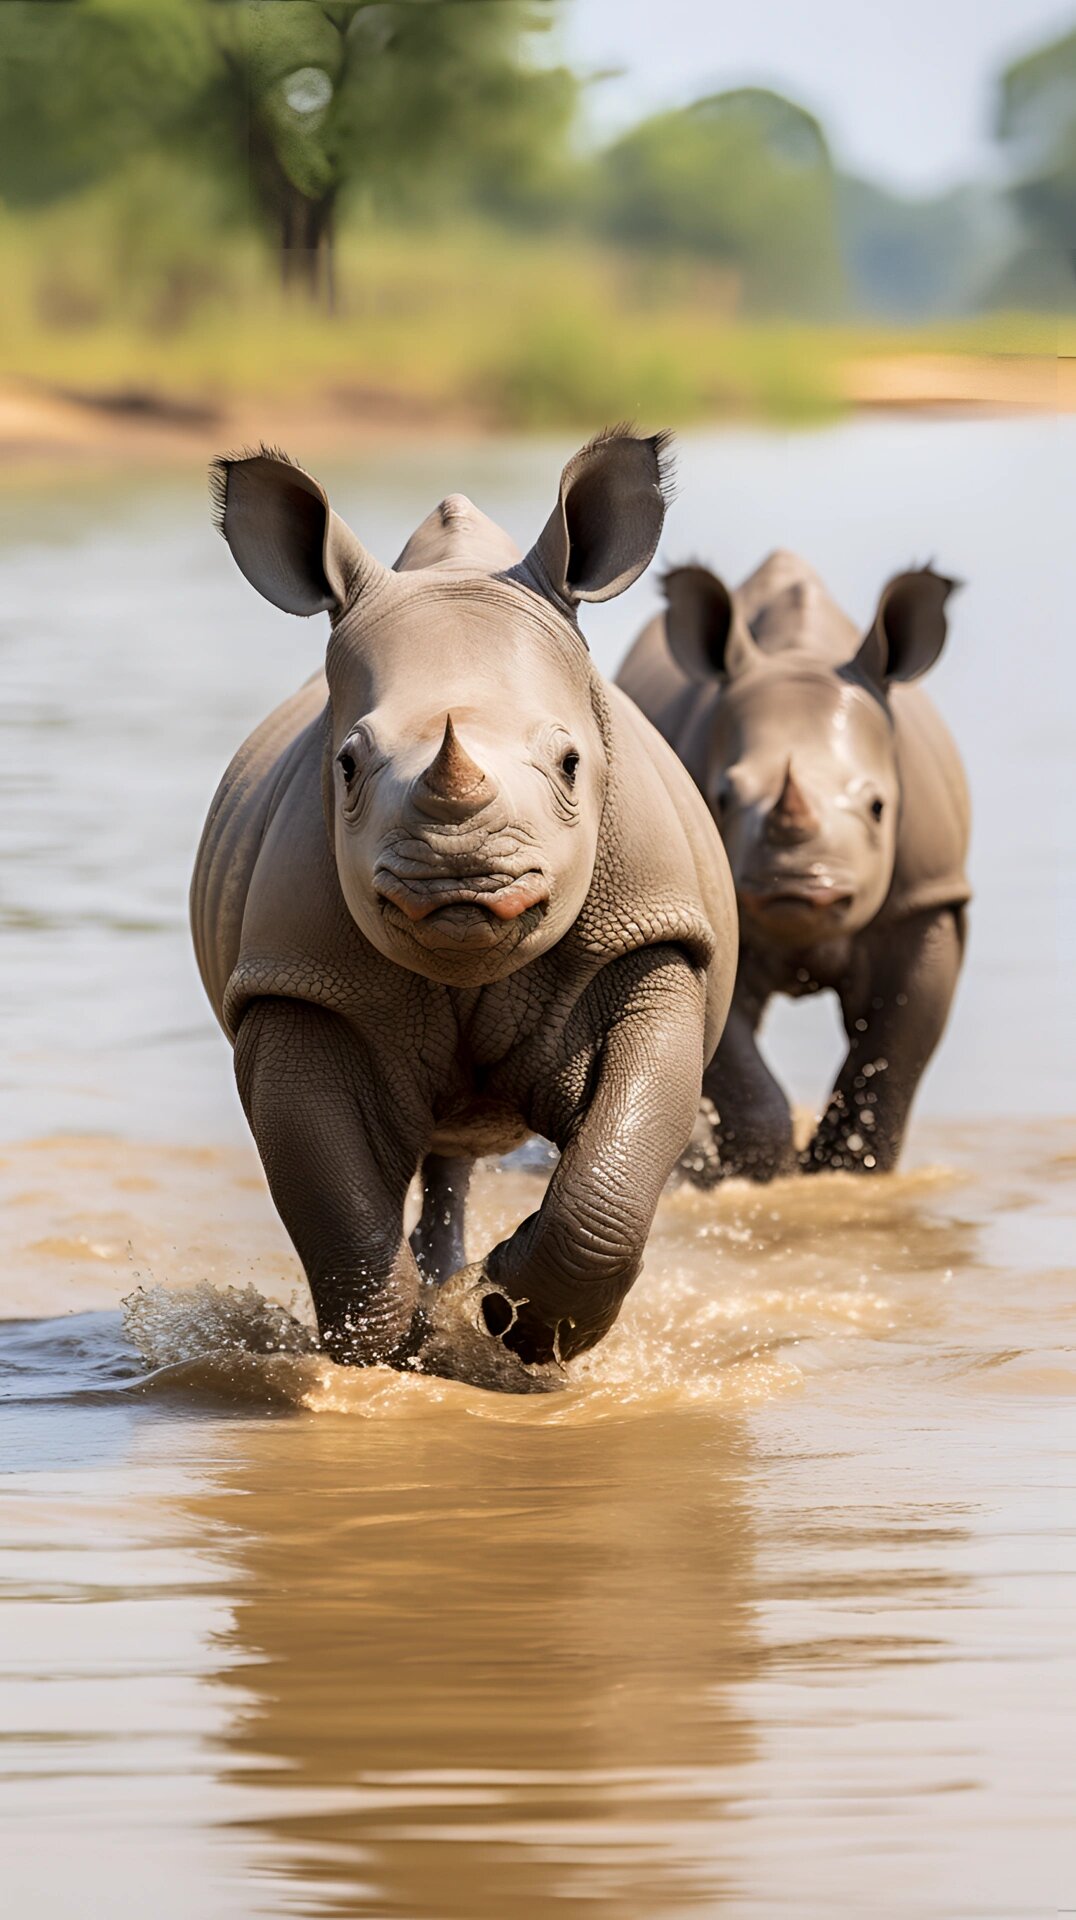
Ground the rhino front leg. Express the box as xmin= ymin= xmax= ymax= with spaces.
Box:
xmin=468 ymin=948 xmax=707 ymax=1368
xmin=410 ymin=1154 xmax=471 ymax=1283
xmin=234 ymin=998 xmax=427 ymax=1363
xmin=802 ymin=906 xmax=965 ymax=1174
xmin=698 ymin=997 xmax=795 ymax=1183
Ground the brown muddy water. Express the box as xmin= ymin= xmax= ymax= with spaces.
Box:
xmin=2 ymin=419 xmax=1074 ymax=1917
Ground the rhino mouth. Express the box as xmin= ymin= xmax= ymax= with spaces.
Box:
xmin=374 ymin=867 xmax=550 ymax=947
xmin=739 ymin=875 xmax=854 ymax=923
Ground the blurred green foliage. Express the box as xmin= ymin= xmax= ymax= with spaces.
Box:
xmin=0 ymin=0 xmax=1070 ymax=431
xmin=0 ymin=0 xmax=574 ymax=302
xmin=596 ymin=91 xmax=844 ymax=316
xmin=997 ymin=23 xmax=1076 ymax=308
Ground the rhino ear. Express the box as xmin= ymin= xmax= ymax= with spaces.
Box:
xmin=210 ymin=448 xmax=386 ymax=616
xmin=853 ymin=567 xmax=960 ymax=687
xmin=524 ymin=426 xmax=674 ymax=606
xmin=663 ymin=564 xmax=759 ymax=681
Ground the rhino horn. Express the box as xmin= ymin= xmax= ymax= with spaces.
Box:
xmin=413 ymin=715 xmax=497 ymax=820
xmin=766 ymin=761 xmax=819 ymax=844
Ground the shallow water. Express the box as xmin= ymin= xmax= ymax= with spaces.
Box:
xmin=2 ymin=417 xmax=1075 ymax=1915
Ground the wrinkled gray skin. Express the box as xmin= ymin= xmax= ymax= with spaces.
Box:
xmin=617 ymin=550 xmax=970 ymax=1181
xmin=191 ymin=432 xmax=736 ymax=1388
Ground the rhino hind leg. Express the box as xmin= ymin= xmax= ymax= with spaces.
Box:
xmin=234 ymin=997 xmax=428 ymax=1365
xmin=802 ymin=906 xmax=965 ymax=1175
xmin=694 ymin=1004 xmax=795 ymax=1183
xmin=410 ymin=1154 xmax=472 ymax=1284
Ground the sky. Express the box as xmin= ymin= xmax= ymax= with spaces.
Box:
xmin=562 ymin=0 xmax=1074 ymax=194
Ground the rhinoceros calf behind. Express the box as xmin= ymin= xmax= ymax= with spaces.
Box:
xmin=617 ymin=550 xmax=970 ymax=1180
xmin=191 ymin=431 xmax=736 ymax=1386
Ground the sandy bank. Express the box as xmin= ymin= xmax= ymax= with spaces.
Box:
xmin=0 ymin=353 xmax=1071 ymax=468
xmin=840 ymin=350 xmax=1076 ymax=413
xmin=0 ymin=377 xmax=484 ymax=470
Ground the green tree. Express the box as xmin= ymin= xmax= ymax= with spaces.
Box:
xmin=997 ymin=25 xmax=1076 ymax=302
xmin=0 ymin=0 xmax=574 ymax=307
xmin=595 ymin=88 xmax=844 ymax=314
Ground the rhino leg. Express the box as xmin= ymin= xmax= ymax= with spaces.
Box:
xmin=410 ymin=1154 xmax=471 ymax=1284
xmin=802 ymin=906 xmax=965 ymax=1174
xmin=696 ymin=998 xmax=795 ymax=1183
xmin=234 ymin=998 xmax=428 ymax=1363
xmin=448 ymin=948 xmax=706 ymax=1369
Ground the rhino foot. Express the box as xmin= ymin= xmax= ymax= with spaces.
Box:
xmin=416 ymin=1263 xmax=567 ymax=1394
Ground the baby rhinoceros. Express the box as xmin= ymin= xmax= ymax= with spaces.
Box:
xmin=191 ymin=431 xmax=736 ymax=1387
xmin=617 ymin=550 xmax=970 ymax=1181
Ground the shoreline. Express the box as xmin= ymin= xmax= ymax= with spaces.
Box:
xmin=1 ymin=352 xmax=1072 ymax=469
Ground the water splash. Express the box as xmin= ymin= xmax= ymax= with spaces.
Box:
xmin=123 ymin=1279 xmax=317 ymax=1366
xmin=2 ymin=1149 xmax=970 ymax=1425
xmin=114 ymin=1261 xmax=808 ymax=1425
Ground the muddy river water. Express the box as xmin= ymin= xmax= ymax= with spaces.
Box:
xmin=2 ymin=418 xmax=1074 ymax=1916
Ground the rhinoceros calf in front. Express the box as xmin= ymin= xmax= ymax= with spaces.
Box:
xmin=617 ymin=551 xmax=970 ymax=1179
xmin=191 ymin=432 xmax=736 ymax=1384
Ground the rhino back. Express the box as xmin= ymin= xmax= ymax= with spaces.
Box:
xmin=737 ymin=550 xmax=859 ymax=662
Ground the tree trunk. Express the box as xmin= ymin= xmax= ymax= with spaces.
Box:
xmin=216 ymin=40 xmax=342 ymax=317
xmin=278 ymin=184 xmax=338 ymax=311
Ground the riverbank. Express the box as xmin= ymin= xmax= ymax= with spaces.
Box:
xmin=2 ymin=219 xmax=1071 ymax=466
xmin=1 ymin=345 xmax=1072 ymax=470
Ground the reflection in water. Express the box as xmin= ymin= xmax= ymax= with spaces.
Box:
xmin=3 ymin=1125 xmax=1076 ymax=1917
xmin=199 ymin=1410 xmax=762 ymax=1920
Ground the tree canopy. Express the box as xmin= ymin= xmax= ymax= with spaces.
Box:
xmin=596 ymin=89 xmax=844 ymax=313
xmin=0 ymin=4 xmax=1070 ymax=321
xmin=997 ymin=25 xmax=1076 ymax=302
xmin=0 ymin=0 xmax=575 ymax=301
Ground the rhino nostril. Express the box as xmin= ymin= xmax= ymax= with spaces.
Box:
xmin=480 ymin=1291 xmax=516 ymax=1337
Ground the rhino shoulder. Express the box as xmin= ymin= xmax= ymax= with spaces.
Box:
xmin=191 ymin=673 xmax=340 ymax=1033
xmin=618 ymin=614 xmax=694 ymax=727
xmin=883 ymin=685 xmax=972 ymax=921
xmin=616 ymin=615 xmax=720 ymax=784
xmin=571 ymin=682 xmax=737 ymax=1060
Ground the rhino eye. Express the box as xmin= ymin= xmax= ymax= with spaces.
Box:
xmin=560 ymin=749 xmax=580 ymax=785
xmin=337 ymin=747 xmax=358 ymax=783
xmin=870 ymin=797 xmax=885 ymax=822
